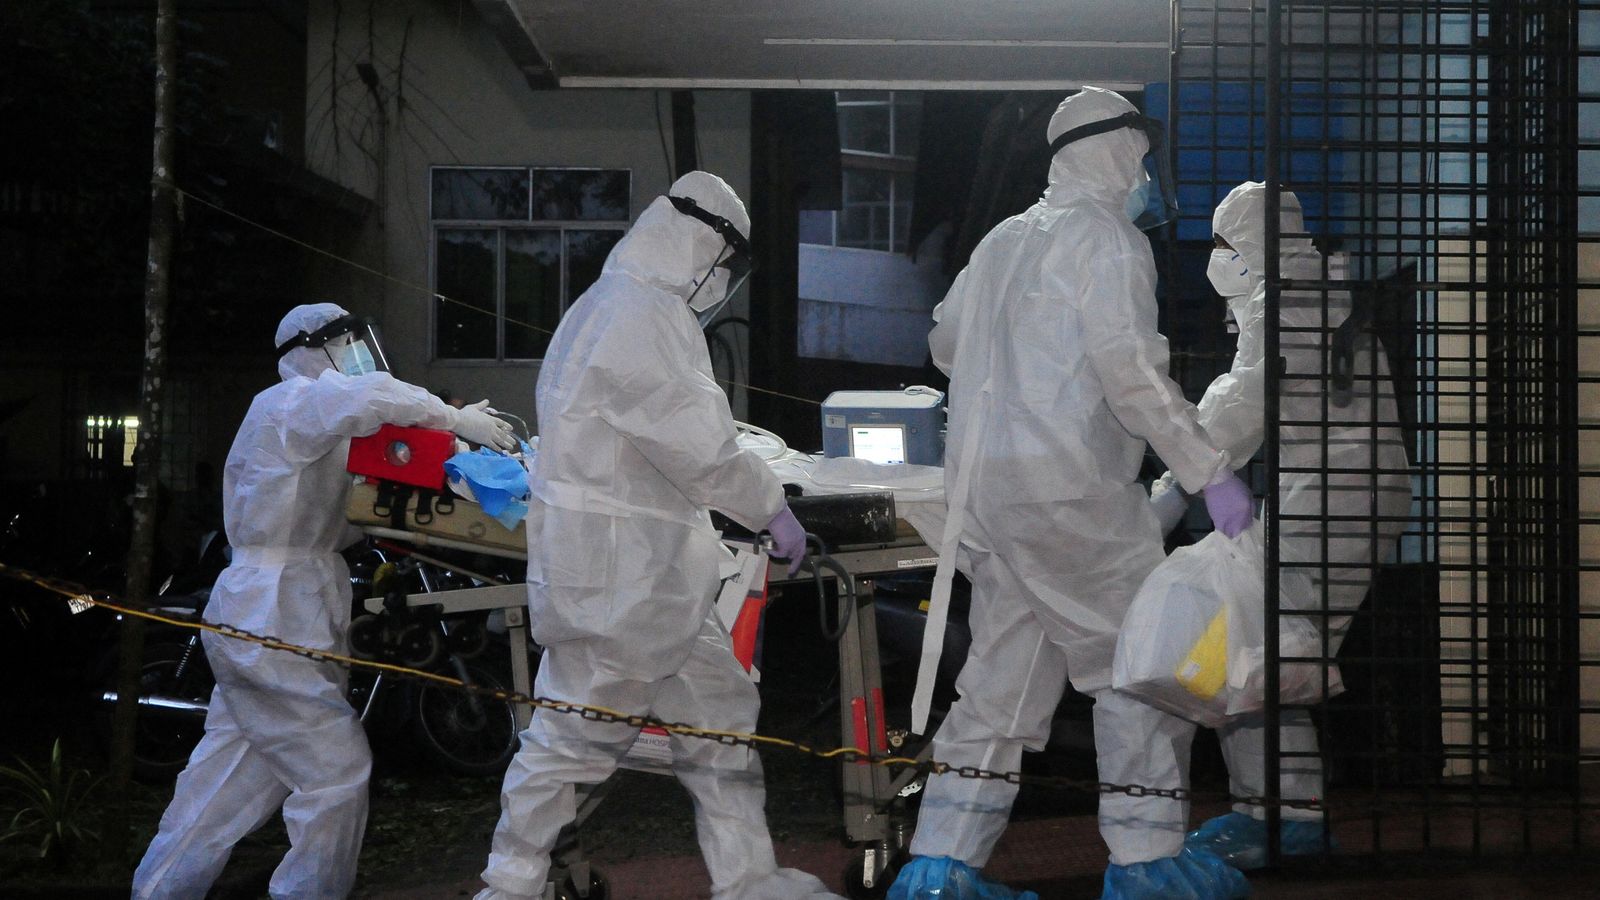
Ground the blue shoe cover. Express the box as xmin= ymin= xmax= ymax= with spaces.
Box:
xmin=1101 ymin=847 xmax=1250 ymax=900
xmin=886 ymin=856 xmax=1039 ymax=900
xmin=1184 ymin=812 xmax=1333 ymax=871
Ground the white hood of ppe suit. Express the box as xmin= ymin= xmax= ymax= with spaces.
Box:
xmin=913 ymin=86 xmax=1227 ymax=722
xmin=135 ymin=302 xmax=466 ymax=900
xmin=527 ymin=170 xmax=782 ymax=682
xmin=1042 ymin=85 xmax=1150 ymax=212
xmin=605 ymin=170 xmax=750 ymax=307
xmin=275 ymin=301 xmax=347 ymax=381
xmin=1210 ymin=181 xmax=1316 ymax=288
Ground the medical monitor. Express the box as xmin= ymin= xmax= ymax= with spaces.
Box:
xmin=849 ymin=424 xmax=908 ymax=466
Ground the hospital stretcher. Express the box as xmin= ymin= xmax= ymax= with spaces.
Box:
xmin=344 ymin=426 xmax=938 ymax=897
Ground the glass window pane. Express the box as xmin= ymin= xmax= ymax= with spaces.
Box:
xmin=870 ymin=205 xmax=890 ymax=251
xmin=531 ymin=169 xmax=631 ymax=221
xmin=435 ymin=229 xmax=499 ymax=359
xmin=893 ymin=203 xmax=912 ymax=253
xmin=837 ymin=206 xmax=871 ymax=248
xmin=432 ymin=169 xmax=529 ymax=221
xmin=503 ymin=230 xmax=562 ymax=359
xmin=839 ymin=104 xmax=891 ymax=154
xmin=565 ymin=229 xmax=623 ymax=304
xmin=844 ymin=168 xmax=891 ymax=204
xmin=798 ymin=210 xmax=835 ymax=246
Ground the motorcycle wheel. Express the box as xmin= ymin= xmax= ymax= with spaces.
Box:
xmin=411 ymin=659 xmax=519 ymax=777
xmin=108 ymin=638 xmax=212 ymax=781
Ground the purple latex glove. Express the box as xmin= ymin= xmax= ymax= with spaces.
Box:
xmin=1202 ymin=469 xmax=1255 ymax=538
xmin=765 ymin=505 xmax=807 ymax=577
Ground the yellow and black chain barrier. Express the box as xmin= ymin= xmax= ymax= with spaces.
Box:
xmin=0 ymin=560 xmax=1323 ymax=813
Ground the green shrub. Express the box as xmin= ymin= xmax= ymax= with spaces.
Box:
xmin=0 ymin=739 xmax=103 ymax=866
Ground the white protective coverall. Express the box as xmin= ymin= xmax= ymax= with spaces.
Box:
xmin=910 ymin=87 xmax=1232 ymax=869
xmin=134 ymin=303 xmax=498 ymax=899
xmin=477 ymin=172 xmax=838 ymax=900
xmin=1154 ymin=183 xmax=1411 ymax=819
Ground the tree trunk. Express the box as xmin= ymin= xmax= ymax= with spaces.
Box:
xmin=108 ymin=0 xmax=178 ymax=862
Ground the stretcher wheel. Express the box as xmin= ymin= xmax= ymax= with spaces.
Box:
xmin=555 ymin=867 xmax=609 ymax=900
xmin=348 ymin=614 xmax=384 ymax=659
xmin=395 ymin=622 xmax=444 ymax=668
xmin=445 ymin=616 xmax=490 ymax=659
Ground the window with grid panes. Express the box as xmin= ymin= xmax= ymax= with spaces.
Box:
xmin=431 ymin=167 xmax=630 ymax=360
xmin=798 ymin=92 xmax=921 ymax=253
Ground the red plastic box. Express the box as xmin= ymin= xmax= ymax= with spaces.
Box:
xmin=347 ymin=424 xmax=457 ymax=490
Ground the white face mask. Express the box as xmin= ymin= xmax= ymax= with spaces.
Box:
xmin=687 ymin=264 xmax=733 ymax=327
xmin=1206 ymin=248 xmax=1254 ymax=298
xmin=687 ymin=266 xmax=728 ymax=313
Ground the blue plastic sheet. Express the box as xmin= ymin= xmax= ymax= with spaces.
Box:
xmin=443 ymin=445 xmax=531 ymax=530
xmin=887 ymin=856 xmax=1039 ymax=900
xmin=1101 ymin=847 xmax=1250 ymax=900
xmin=1185 ymin=811 xmax=1331 ymax=872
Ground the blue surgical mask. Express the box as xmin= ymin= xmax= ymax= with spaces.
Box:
xmin=1125 ymin=172 xmax=1154 ymax=224
xmin=335 ymin=341 xmax=377 ymax=376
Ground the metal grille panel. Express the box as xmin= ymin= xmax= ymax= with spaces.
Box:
xmin=1171 ymin=0 xmax=1599 ymax=860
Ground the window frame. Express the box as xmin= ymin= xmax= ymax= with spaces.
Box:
xmin=428 ymin=165 xmax=631 ymax=365
xmin=803 ymin=92 xmax=922 ymax=254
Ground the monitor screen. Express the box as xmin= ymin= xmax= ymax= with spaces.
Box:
xmin=850 ymin=425 xmax=907 ymax=465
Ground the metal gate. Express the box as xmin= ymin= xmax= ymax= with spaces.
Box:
xmin=1168 ymin=0 xmax=1598 ymax=859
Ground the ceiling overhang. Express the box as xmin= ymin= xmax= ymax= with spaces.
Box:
xmin=475 ymin=1 xmax=1173 ymax=91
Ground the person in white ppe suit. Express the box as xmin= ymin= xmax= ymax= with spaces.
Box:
xmin=475 ymin=171 xmax=837 ymax=900
xmin=1147 ymin=182 xmax=1411 ymax=870
xmin=888 ymin=87 xmax=1253 ymax=900
xmin=133 ymin=303 xmax=517 ymax=900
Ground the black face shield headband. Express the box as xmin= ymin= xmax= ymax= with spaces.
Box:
xmin=1048 ymin=111 xmax=1178 ymax=230
xmin=668 ymin=194 xmax=754 ymax=284
xmin=1048 ymin=110 xmax=1163 ymax=157
xmin=274 ymin=313 xmax=391 ymax=374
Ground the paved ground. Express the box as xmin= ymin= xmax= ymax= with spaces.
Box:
xmin=363 ymin=806 xmax=1600 ymax=899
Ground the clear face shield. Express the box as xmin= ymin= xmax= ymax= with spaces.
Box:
xmin=275 ymin=313 xmax=391 ymax=376
xmin=1048 ymin=110 xmax=1178 ymax=231
xmin=668 ymin=195 xmax=755 ymax=327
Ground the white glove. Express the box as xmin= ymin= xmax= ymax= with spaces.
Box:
xmin=453 ymin=400 xmax=517 ymax=452
xmin=1149 ymin=470 xmax=1190 ymax=536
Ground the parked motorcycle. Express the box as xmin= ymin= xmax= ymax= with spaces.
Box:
xmin=99 ymin=536 xmax=530 ymax=780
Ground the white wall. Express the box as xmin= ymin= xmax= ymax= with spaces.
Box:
xmin=797 ymin=226 xmax=951 ymax=367
xmin=303 ymin=0 xmax=751 ymax=428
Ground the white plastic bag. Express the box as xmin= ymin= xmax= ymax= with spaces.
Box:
xmin=1113 ymin=523 xmax=1341 ymax=728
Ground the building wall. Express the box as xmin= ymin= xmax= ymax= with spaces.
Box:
xmin=797 ymin=227 xmax=951 ymax=367
xmin=303 ymin=0 xmax=751 ymax=427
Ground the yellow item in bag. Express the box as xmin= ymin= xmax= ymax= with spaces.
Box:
xmin=1176 ymin=607 xmax=1229 ymax=700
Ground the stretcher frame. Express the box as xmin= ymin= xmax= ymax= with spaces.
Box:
xmin=353 ymin=507 xmax=937 ymax=897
